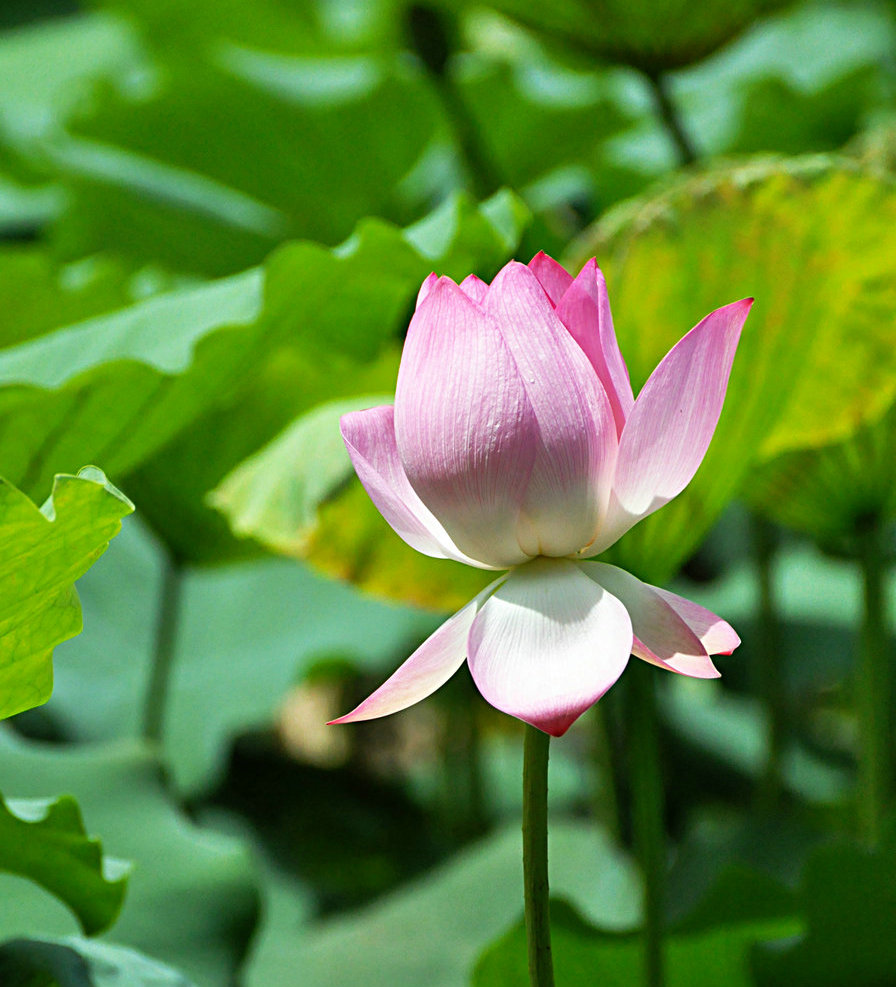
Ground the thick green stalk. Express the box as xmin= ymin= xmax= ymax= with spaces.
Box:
xmin=856 ymin=519 xmax=892 ymax=847
xmin=628 ymin=662 xmax=666 ymax=987
xmin=644 ymin=70 xmax=697 ymax=166
xmin=523 ymin=724 xmax=555 ymax=987
xmin=752 ymin=515 xmax=785 ymax=813
xmin=142 ymin=553 xmax=183 ymax=745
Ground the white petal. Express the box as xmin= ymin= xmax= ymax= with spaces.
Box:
xmin=467 ymin=558 xmax=632 ymax=736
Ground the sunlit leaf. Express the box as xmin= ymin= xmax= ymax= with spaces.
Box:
xmin=0 ymin=936 xmax=197 ymax=986
xmin=0 ymin=467 xmax=132 ymax=720
xmin=0 ymin=734 xmax=259 ymax=987
xmin=569 ymin=157 xmax=896 ymax=583
xmin=0 ymin=794 xmax=128 ymax=937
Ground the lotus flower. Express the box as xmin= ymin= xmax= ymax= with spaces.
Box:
xmin=331 ymin=253 xmax=751 ymax=736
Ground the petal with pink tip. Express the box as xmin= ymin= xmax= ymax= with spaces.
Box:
xmin=652 ymin=586 xmax=740 ymax=655
xmin=527 ymin=251 xmax=574 ymax=305
xmin=329 ymin=576 xmax=507 ymax=725
xmin=486 ymin=261 xmax=618 ymax=558
xmin=341 ymin=406 xmax=497 ymax=569
xmin=468 ymin=558 xmax=632 ymax=736
xmin=555 ymin=258 xmax=633 ymax=436
xmin=460 ymin=273 xmax=489 ymax=305
xmin=415 ymin=272 xmax=438 ymax=309
xmin=580 ymin=562 xmax=720 ymax=678
xmin=395 ymin=277 xmax=535 ymax=568
xmin=591 ymin=298 xmax=752 ymax=552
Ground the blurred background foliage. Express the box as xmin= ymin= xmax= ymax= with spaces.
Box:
xmin=1 ymin=0 xmax=896 ymax=984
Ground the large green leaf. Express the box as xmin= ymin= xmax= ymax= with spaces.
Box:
xmin=47 ymin=51 xmax=442 ymax=275
xmin=130 ymin=189 xmax=528 ymax=563
xmin=0 ymin=735 xmax=259 ymax=987
xmin=0 ymin=191 xmax=524 ymax=533
xmin=0 ymin=248 xmax=143 ymax=349
xmin=46 ymin=516 xmax=439 ymax=796
xmin=0 ymin=12 xmax=145 ymax=181
xmin=746 ymin=397 xmax=896 ymax=550
xmin=0 ymin=467 xmax=132 ymax=720
xmin=465 ymin=0 xmax=793 ymax=72
xmin=568 ymin=157 xmax=896 ymax=584
xmin=246 ymin=821 xmax=640 ymax=987
xmin=0 ymin=937 xmax=197 ymax=986
xmin=0 ymin=794 xmax=128 ymax=936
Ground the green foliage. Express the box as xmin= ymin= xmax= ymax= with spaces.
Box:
xmin=0 ymin=467 xmax=132 ymax=719
xmin=752 ymin=836 xmax=896 ymax=985
xmin=474 ymin=869 xmax=799 ymax=986
xmin=0 ymin=734 xmax=259 ymax=987
xmin=137 ymin=189 xmax=528 ymax=563
xmin=0 ymin=936 xmax=197 ymax=986
xmin=247 ymin=821 xmax=640 ymax=986
xmin=747 ymin=398 xmax=896 ymax=552
xmin=48 ymin=518 xmax=439 ymax=795
xmin=571 ymin=157 xmax=896 ymax=583
xmin=465 ymin=0 xmax=794 ymax=72
xmin=0 ymin=794 xmax=128 ymax=936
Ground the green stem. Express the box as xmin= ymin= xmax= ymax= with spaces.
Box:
xmin=644 ymin=70 xmax=697 ymax=166
xmin=628 ymin=662 xmax=666 ymax=987
xmin=752 ymin=515 xmax=785 ymax=813
xmin=591 ymin=699 xmax=623 ymax=843
xmin=523 ymin=724 xmax=555 ymax=987
xmin=406 ymin=4 xmax=503 ymax=199
xmin=142 ymin=553 xmax=183 ymax=745
xmin=857 ymin=518 xmax=892 ymax=847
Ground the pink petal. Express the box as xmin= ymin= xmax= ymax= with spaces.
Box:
xmin=486 ymin=261 xmax=618 ymax=558
xmin=329 ymin=577 xmax=506 ymax=725
xmin=341 ymin=406 xmax=497 ymax=569
xmin=580 ymin=562 xmax=720 ymax=678
xmin=528 ymin=251 xmax=573 ymax=305
xmin=394 ymin=277 xmax=535 ymax=568
xmin=467 ymin=558 xmax=632 ymax=736
xmin=416 ymin=272 xmax=438 ymax=309
xmin=592 ymin=298 xmax=752 ymax=552
xmin=555 ymin=258 xmax=633 ymax=437
xmin=652 ymin=586 xmax=740 ymax=655
xmin=460 ymin=273 xmax=489 ymax=305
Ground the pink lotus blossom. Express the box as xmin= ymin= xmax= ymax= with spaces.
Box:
xmin=331 ymin=253 xmax=751 ymax=736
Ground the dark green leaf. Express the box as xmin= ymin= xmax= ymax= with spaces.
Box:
xmin=0 ymin=795 xmax=128 ymax=937
xmin=0 ymin=735 xmax=259 ymax=987
xmin=753 ymin=837 xmax=896 ymax=985
xmin=0 ymin=936 xmax=197 ymax=987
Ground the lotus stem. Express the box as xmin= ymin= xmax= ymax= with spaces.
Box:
xmin=752 ymin=515 xmax=785 ymax=813
xmin=857 ymin=516 xmax=892 ymax=847
xmin=644 ymin=70 xmax=697 ymax=166
xmin=143 ymin=553 xmax=183 ymax=744
xmin=628 ymin=661 xmax=667 ymax=987
xmin=523 ymin=723 xmax=555 ymax=987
